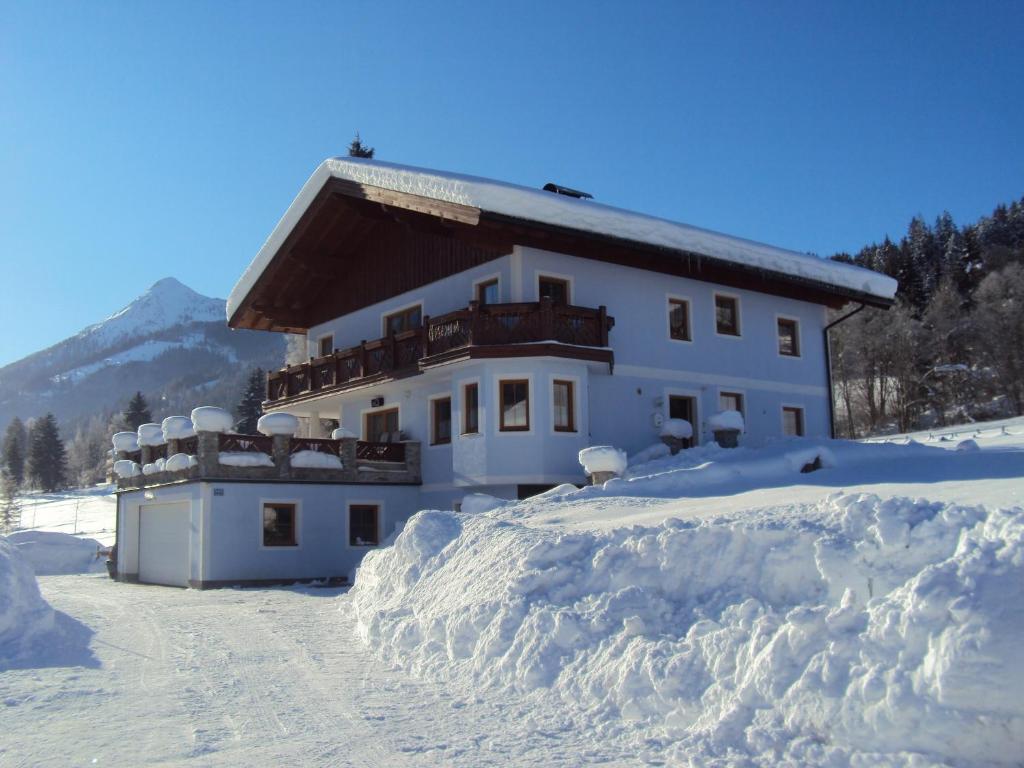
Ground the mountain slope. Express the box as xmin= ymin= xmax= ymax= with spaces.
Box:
xmin=0 ymin=278 xmax=284 ymax=430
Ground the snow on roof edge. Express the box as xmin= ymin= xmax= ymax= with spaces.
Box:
xmin=227 ymin=158 xmax=897 ymax=323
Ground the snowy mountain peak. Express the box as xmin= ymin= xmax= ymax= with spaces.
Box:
xmin=83 ymin=278 xmax=225 ymax=348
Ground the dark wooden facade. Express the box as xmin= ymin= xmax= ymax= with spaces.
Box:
xmin=229 ymin=177 xmax=892 ymax=335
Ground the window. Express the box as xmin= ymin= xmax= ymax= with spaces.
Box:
xmin=782 ymin=407 xmax=805 ymax=437
xmin=715 ymin=294 xmax=740 ymax=336
xmin=476 ymin=278 xmax=499 ymax=305
xmin=668 ymin=395 xmax=698 ymax=446
xmin=318 ymin=335 xmax=334 ymax=358
xmin=262 ymin=503 xmax=297 ymax=547
xmin=462 ymin=383 xmax=479 ymax=434
xmin=431 ymin=397 xmax=452 ymax=445
xmin=384 ymin=305 xmax=422 ymax=335
xmin=720 ymin=391 xmax=744 ymax=415
xmin=538 ymin=276 xmax=570 ymax=305
xmin=364 ymin=408 xmax=399 ymax=442
xmin=777 ymin=318 xmax=800 ymax=357
xmin=499 ymin=379 xmax=530 ymax=431
xmin=668 ymin=298 xmax=691 ymax=341
xmin=349 ymin=504 xmax=380 ymax=546
xmin=553 ymin=380 xmax=575 ymax=432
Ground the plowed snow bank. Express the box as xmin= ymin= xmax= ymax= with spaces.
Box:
xmin=0 ymin=537 xmax=57 ymax=669
xmin=351 ymin=494 xmax=1024 ymax=765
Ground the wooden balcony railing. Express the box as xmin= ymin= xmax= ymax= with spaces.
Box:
xmin=266 ymin=299 xmax=614 ymax=404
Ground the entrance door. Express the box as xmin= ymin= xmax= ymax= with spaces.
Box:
xmin=668 ymin=395 xmax=698 ymax=447
xmin=139 ymin=501 xmax=190 ymax=587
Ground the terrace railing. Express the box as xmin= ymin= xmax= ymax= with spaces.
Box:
xmin=266 ymin=299 xmax=613 ymax=404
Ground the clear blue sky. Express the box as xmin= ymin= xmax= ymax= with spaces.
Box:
xmin=2 ymin=1 xmax=1022 ymax=366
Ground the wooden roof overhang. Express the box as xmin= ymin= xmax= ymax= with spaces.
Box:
xmin=229 ymin=180 xmax=892 ymax=332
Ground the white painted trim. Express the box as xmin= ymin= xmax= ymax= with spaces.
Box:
xmin=774 ymin=313 xmax=803 ymax=359
xmin=510 ymin=246 xmax=524 ymax=302
xmin=359 ymin=403 xmax=402 ymax=441
xmin=666 ymin=294 xmax=694 ymax=344
xmin=426 ymin=391 xmax=453 ymax=448
xmin=663 ymin=386 xmax=702 ymax=445
xmin=347 ymin=499 xmax=384 ymax=548
xmin=493 ymin=373 xmax=535 ymax=435
xmin=615 ymin=363 xmax=828 ymax=397
xmin=472 ymin=272 xmax=502 ymax=304
xmin=380 ymin=299 xmax=424 ymax=337
xmin=780 ymin=403 xmax=806 ymax=437
xmin=258 ymin=497 xmax=302 ymax=550
xmin=548 ymin=373 xmax=581 ymax=435
xmin=713 ymin=291 xmax=743 ymax=339
xmin=457 ymin=376 xmax=483 ymax=436
xmin=534 ymin=269 xmax=574 ymax=304
xmin=315 ymin=332 xmax=335 ymax=358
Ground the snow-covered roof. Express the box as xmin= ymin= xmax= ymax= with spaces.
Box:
xmin=228 ymin=158 xmax=897 ymax=321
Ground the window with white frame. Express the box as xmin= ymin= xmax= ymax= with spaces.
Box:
xmin=552 ymin=379 xmax=575 ymax=432
xmin=499 ymin=379 xmax=530 ymax=431
xmin=777 ymin=317 xmax=800 ymax=357
xmin=782 ymin=406 xmax=805 ymax=436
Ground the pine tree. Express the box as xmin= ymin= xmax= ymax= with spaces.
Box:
xmin=0 ymin=470 xmax=20 ymax=534
xmin=27 ymin=413 xmax=67 ymax=492
xmin=235 ymin=368 xmax=265 ymax=434
xmin=347 ymin=132 xmax=375 ymax=158
xmin=2 ymin=417 xmax=27 ymax=486
xmin=123 ymin=391 xmax=152 ymax=431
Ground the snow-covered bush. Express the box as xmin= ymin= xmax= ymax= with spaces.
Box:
xmin=190 ymin=406 xmax=233 ymax=433
xmin=161 ymin=416 xmax=195 ymax=441
xmin=257 ymin=412 xmax=299 ymax=436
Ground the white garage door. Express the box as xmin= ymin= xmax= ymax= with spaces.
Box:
xmin=139 ymin=502 xmax=191 ymax=587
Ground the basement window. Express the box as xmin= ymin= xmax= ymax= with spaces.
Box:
xmin=349 ymin=504 xmax=380 ymax=546
xmin=262 ymin=503 xmax=297 ymax=547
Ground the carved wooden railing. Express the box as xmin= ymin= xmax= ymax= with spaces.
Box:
xmin=356 ymin=441 xmax=406 ymax=463
xmin=178 ymin=436 xmax=199 ymax=455
xmin=290 ymin=437 xmax=342 ymax=458
xmin=266 ymin=300 xmax=613 ymax=404
xmin=218 ymin=433 xmax=274 ymax=455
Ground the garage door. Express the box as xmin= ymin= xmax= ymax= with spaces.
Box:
xmin=139 ymin=502 xmax=190 ymax=587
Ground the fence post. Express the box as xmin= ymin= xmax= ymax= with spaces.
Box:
xmin=540 ymin=296 xmax=555 ymax=341
xmin=598 ymin=305 xmax=609 ymax=346
xmin=421 ymin=315 xmax=431 ymax=358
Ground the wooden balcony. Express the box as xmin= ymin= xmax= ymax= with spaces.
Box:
xmin=265 ymin=299 xmax=615 ymax=406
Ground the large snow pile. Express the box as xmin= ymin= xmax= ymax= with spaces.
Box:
xmin=351 ymin=488 xmax=1024 ymax=764
xmin=0 ymin=537 xmax=57 ymax=669
xmin=6 ymin=531 xmax=106 ymax=575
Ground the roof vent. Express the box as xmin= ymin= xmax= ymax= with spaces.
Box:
xmin=543 ymin=183 xmax=593 ymax=200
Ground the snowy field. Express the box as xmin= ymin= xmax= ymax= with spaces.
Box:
xmin=1 ymin=418 xmax=1022 ymax=766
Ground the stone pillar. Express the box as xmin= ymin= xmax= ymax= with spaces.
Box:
xmin=140 ymin=444 xmax=153 ymax=465
xmin=272 ymin=434 xmax=292 ymax=479
xmin=196 ymin=431 xmax=220 ymax=476
xmin=403 ymin=441 xmax=422 ymax=483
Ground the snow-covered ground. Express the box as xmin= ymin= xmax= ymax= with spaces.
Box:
xmin=15 ymin=484 xmax=117 ymax=547
xmin=1 ymin=418 xmax=1021 ymax=766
